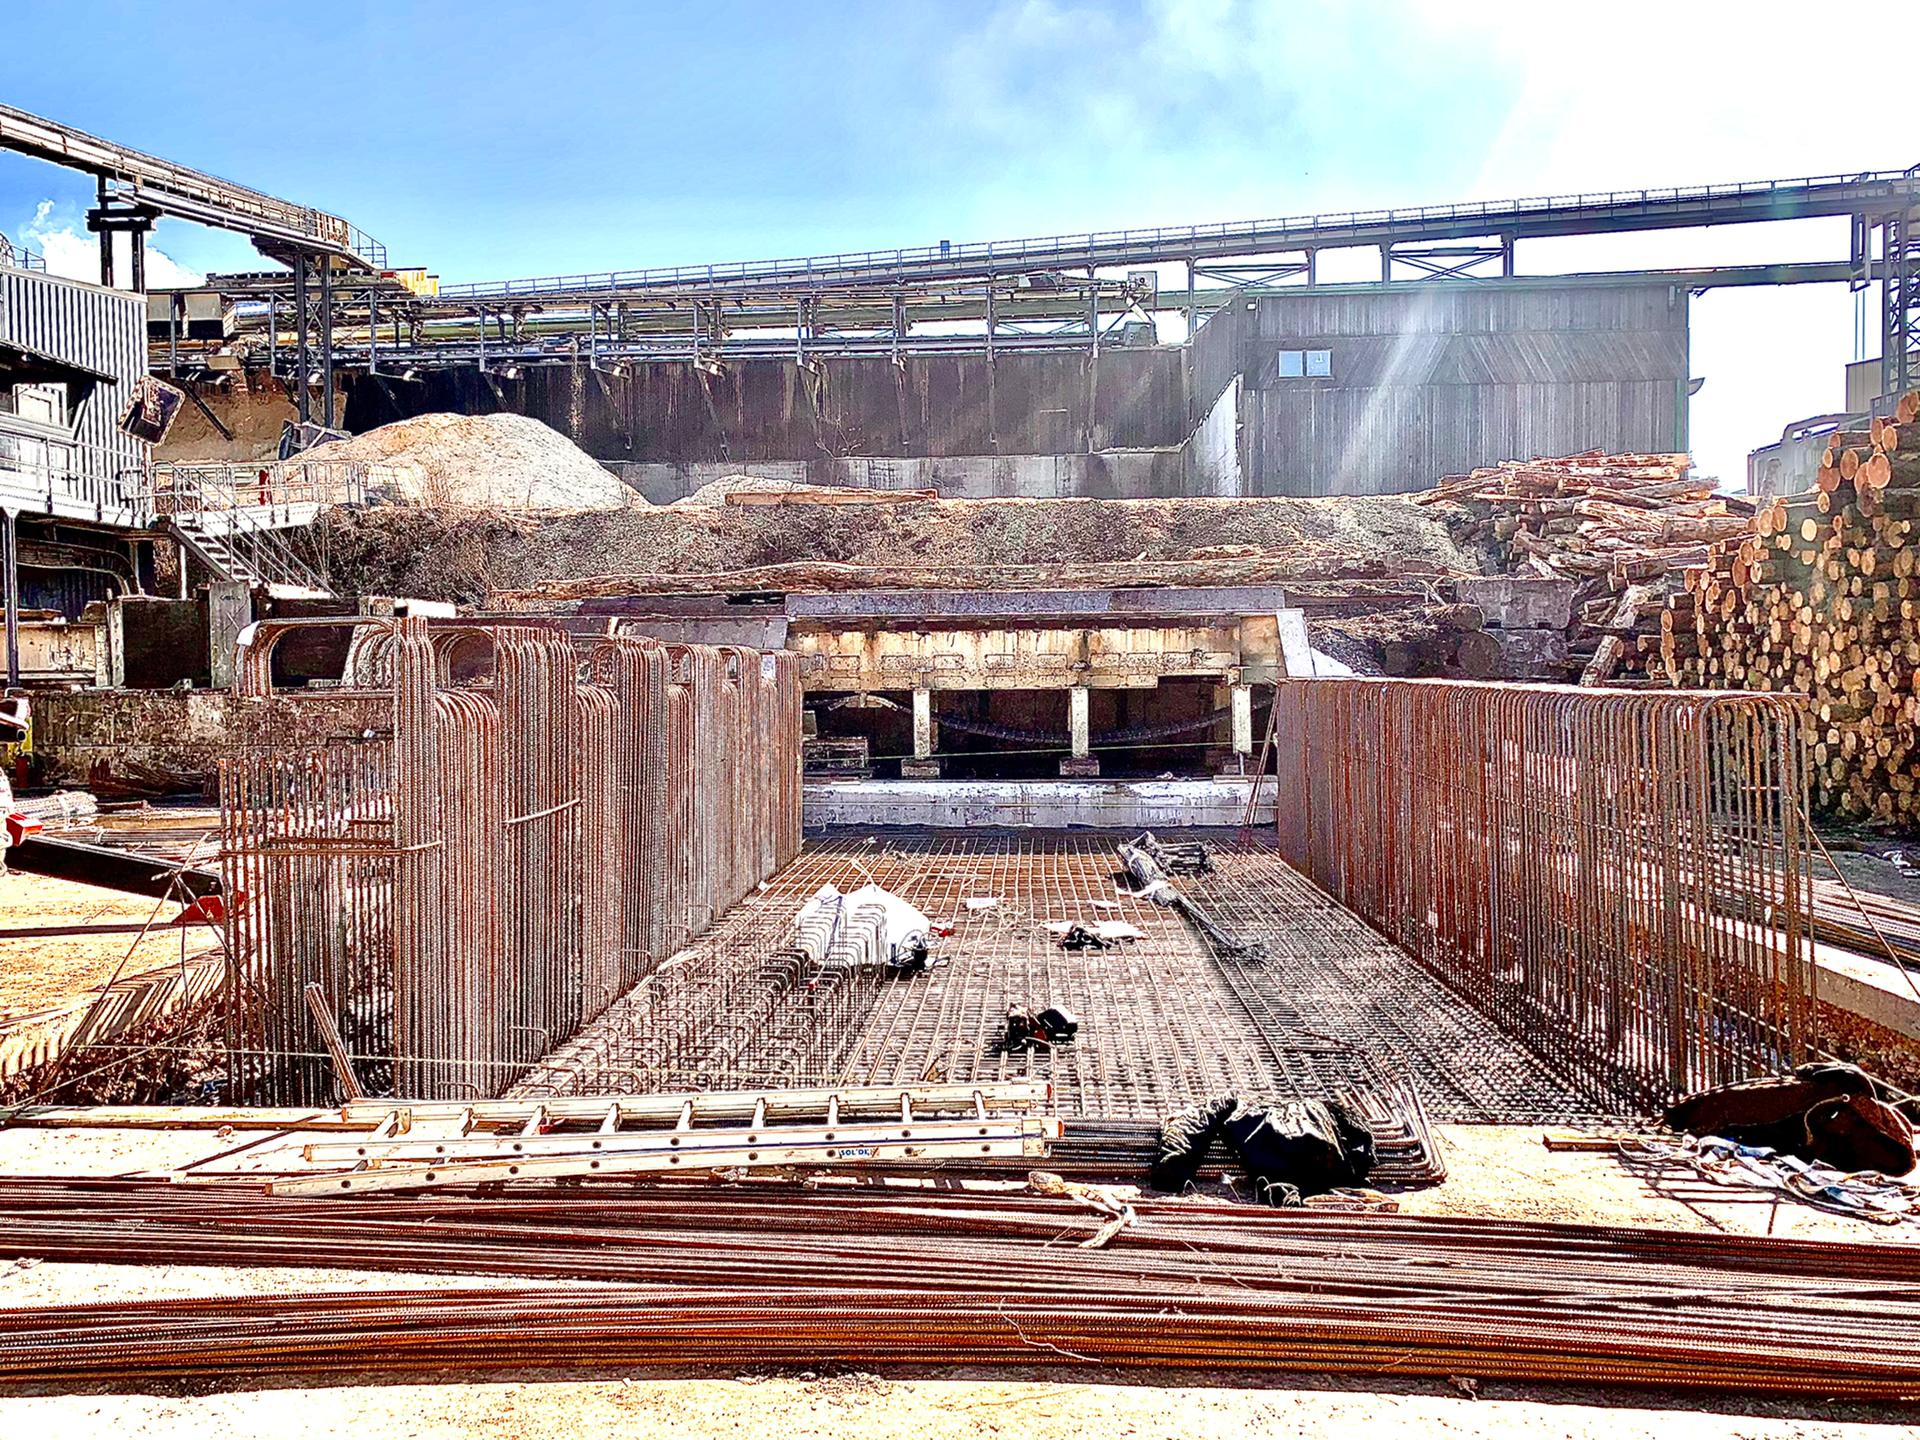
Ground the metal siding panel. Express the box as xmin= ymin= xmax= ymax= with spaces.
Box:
xmin=0 ymin=268 xmax=148 ymax=511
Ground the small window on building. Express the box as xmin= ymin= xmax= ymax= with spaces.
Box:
xmin=1306 ymin=349 xmax=1331 ymax=377
xmin=15 ymin=384 xmax=64 ymax=426
xmin=1276 ymin=349 xmax=1304 ymax=378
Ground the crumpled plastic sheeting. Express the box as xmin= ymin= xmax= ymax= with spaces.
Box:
xmin=792 ymin=882 xmax=932 ymax=967
xmin=1625 ymin=1134 xmax=1920 ymax=1225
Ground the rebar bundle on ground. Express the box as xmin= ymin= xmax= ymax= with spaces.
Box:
xmin=220 ymin=617 xmax=803 ymax=1104
xmin=0 ymin=1177 xmax=1915 ymax=1398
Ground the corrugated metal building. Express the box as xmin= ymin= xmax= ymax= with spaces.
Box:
xmin=1233 ymin=283 xmax=1690 ymax=496
xmin=322 ymin=276 xmax=1693 ymax=502
xmin=0 ymin=263 xmax=150 ymax=525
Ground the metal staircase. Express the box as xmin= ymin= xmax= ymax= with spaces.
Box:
xmin=167 ymin=510 xmax=329 ymax=596
xmin=148 ymin=458 xmax=367 ymax=598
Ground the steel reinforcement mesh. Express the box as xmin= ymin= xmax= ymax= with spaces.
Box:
xmin=221 ymin=617 xmax=803 ymax=1105
xmin=1270 ymin=680 xmax=1815 ymax=1111
xmin=516 ymin=830 xmax=1618 ymax=1124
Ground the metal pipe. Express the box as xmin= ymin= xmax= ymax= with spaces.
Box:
xmin=2 ymin=507 xmax=17 ymax=687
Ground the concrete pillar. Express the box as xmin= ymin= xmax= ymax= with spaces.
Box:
xmin=1231 ymin=684 xmax=1254 ymax=754
xmin=902 ymin=686 xmax=940 ymax=778
xmin=1060 ymin=685 xmax=1099 ymax=777
xmin=105 ymin=597 xmax=128 ymax=689
xmin=912 ymin=687 xmax=934 ymax=758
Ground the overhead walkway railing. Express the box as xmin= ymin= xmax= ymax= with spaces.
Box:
xmin=0 ymin=233 xmax=44 ymax=273
xmin=442 ymin=168 xmax=1920 ymax=300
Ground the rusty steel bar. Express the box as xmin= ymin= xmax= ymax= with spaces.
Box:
xmin=0 ymin=1179 xmax=1917 ymax=1397
xmin=219 ymin=617 xmax=804 ymax=1104
xmin=1271 ymin=680 xmax=1813 ymax=1111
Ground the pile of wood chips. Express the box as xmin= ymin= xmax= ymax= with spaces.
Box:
xmin=1417 ymin=451 xmax=1755 ymax=683
xmin=1666 ymin=391 xmax=1920 ymax=823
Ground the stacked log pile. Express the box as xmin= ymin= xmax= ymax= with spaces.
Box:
xmin=1418 ymin=452 xmax=1753 ymax=682
xmin=1664 ymin=392 xmax=1920 ymax=822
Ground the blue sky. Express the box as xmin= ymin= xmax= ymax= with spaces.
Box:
xmin=2 ymin=0 xmax=1910 ymax=482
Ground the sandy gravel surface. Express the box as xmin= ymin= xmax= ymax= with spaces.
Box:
xmin=3 ymin=1370 xmax=1914 ymax=1439
xmin=0 ymin=872 xmax=215 ymax=1020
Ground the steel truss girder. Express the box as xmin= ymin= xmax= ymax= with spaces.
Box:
xmin=1384 ymin=237 xmax=1514 ymax=281
xmin=1191 ymin=260 xmax=1314 ymax=289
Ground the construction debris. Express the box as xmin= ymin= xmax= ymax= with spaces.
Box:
xmin=1119 ymin=837 xmax=1266 ymax=961
xmin=1047 ymin=919 xmax=1143 ymax=949
xmin=1134 ymin=832 xmax=1211 ymax=875
xmin=999 ymin=1005 xmax=1080 ymax=1054
xmin=1623 ymin=1133 xmax=1920 ymax=1224
xmin=1666 ymin=1062 xmax=1916 ymax=1176
xmin=1152 ymin=1092 xmax=1376 ymax=1200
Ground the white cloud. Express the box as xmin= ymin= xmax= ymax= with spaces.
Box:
xmin=938 ymin=1 xmax=1895 ymax=485
xmin=23 ymin=199 xmax=205 ymax=289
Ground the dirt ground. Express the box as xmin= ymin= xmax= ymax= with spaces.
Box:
xmin=0 ymin=871 xmax=215 ymax=1021
xmin=4 ymin=1371 xmax=1914 ymax=1440
xmin=303 ymin=492 xmax=1480 ymax=606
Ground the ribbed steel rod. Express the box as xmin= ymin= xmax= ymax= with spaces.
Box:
xmin=0 ymin=1179 xmax=1915 ymax=1396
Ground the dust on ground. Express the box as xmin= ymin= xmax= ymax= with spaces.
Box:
xmin=4 ymin=1370 xmax=1913 ymax=1440
xmin=304 ymin=492 xmax=1480 ymax=606
xmin=0 ymin=872 xmax=214 ymax=1021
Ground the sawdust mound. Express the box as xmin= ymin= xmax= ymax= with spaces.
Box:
xmin=319 ymin=413 xmax=636 ymax=512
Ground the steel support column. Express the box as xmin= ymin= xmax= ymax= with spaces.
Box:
xmin=293 ymin=253 xmax=311 ymax=424
xmin=319 ymin=262 xmax=335 ymax=424
xmin=95 ymin=178 xmax=112 ymax=289
xmin=1885 ymin=209 xmax=1920 ymax=404
xmin=1 ymin=509 xmax=18 ymax=688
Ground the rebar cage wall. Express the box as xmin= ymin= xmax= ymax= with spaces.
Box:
xmin=1271 ymin=680 xmax=1814 ymax=1110
xmin=221 ymin=617 xmax=804 ymax=1103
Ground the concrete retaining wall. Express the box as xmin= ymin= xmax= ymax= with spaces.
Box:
xmin=804 ymin=778 xmax=1274 ymax=829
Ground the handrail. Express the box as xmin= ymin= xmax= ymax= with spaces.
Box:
xmin=0 ymin=103 xmax=384 ymax=268
xmin=0 ymin=232 xmax=45 ymax=272
xmin=0 ymin=431 xmax=147 ymax=516
xmin=141 ymin=457 xmax=369 ymax=514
